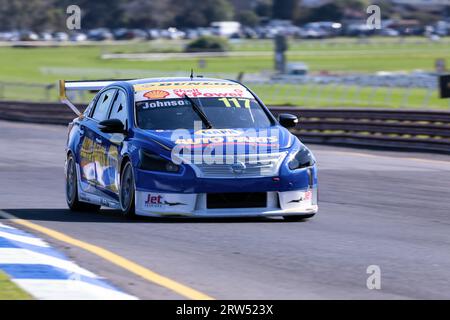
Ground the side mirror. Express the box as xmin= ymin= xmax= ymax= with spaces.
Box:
xmin=278 ymin=113 xmax=299 ymax=129
xmin=98 ymin=119 xmax=126 ymax=134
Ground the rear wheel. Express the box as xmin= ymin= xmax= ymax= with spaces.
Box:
xmin=120 ymin=161 xmax=136 ymax=218
xmin=283 ymin=214 xmax=315 ymax=222
xmin=66 ymin=154 xmax=101 ymax=212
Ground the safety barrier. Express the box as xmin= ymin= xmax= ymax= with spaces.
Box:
xmin=271 ymin=107 xmax=450 ymax=153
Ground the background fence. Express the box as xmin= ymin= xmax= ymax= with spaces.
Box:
xmin=0 ymin=82 xmax=56 ymax=102
xmin=0 ymin=80 xmax=447 ymax=110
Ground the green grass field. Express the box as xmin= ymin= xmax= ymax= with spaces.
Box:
xmin=0 ymin=37 xmax=449 ymax=108
xmin=252 ymin=83 xmax=450 ymax=109
xmin=0 ymin=271 xmax=32 ymax=300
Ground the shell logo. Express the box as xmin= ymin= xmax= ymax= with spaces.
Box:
xmin=143 ymin=90 xmax=170 ymax=99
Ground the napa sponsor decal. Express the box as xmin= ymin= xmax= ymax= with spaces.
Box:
xmin=177 ymin=128 xmax=278 ymax=145
xmin=195 ymin=129 xmax=243 ymax=137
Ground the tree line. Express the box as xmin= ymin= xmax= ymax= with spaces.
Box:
xmin=0 ymin=0 xmax=265 ymax=31
xmin=0 ymin=0 xmax=443 ymax=32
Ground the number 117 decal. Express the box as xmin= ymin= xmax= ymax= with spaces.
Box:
xmin=218 ymin=98 xmax=251 ymax=109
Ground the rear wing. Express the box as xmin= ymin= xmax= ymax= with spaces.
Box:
xmin=59 ymin=79 xmax=130 ymax=116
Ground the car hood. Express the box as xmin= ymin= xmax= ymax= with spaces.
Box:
xmin=139 ymin=126 xmax=296 ymax=153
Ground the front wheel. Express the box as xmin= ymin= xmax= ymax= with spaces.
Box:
xmin=66 ymin=154 xmax=101 ymax=212
xmin=120 ymin=161 xmax=136 ymax=218
xmin=283 ymin=214 xmax=315 ymax=222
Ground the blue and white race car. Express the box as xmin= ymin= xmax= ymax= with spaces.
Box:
xmin=61 ymin=78 xmax=318 ymax=220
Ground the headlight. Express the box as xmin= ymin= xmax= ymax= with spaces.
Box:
xmin=139 ymin=150 xmax=180 ymax=173
xmin=288 ymin=147 xmax=315 ymax=170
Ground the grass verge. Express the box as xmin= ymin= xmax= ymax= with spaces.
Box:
xmin=0 ymin=271 xmax=32 ymax=300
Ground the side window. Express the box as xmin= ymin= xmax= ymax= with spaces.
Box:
xmin=84 ymin=97 xmax=96 ymax=116
xmin=108 ymin=90 xmax=128 ymax=128
xmin=91 ymin=89 xmax=117 ymax=121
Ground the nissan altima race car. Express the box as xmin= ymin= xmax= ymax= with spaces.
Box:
xmin=61 ymin=77 xmax=318 ymax=220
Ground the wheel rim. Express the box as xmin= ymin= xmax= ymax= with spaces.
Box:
xmin=121 ymin=164 xmax=133 ymax=211
xmin=66 ymin=157 xmax=76 ymax=204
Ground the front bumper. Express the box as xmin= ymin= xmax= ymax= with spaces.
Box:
xmin=134 ymin=187 xmax=318 ymax=217
xmin=134 ymin=164 xmax=317 ymax=194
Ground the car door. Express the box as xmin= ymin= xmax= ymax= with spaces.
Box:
xmin=76 ymin=94 xmax=107 ymax=195
xmin=93 ymin=89 xmax=128 ymax=200
xmin=88 ymin=88 xmax=117 ymax=197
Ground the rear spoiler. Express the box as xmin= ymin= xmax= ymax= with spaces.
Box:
xmin=59 ymin=79 xmax=131 ymax=116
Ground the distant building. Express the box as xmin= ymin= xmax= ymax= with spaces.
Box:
xmin=211 ymin=21 xmax=241 ymax=37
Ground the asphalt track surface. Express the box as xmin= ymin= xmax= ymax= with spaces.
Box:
xmin=1 ymin=119 xmax=450 ymax=299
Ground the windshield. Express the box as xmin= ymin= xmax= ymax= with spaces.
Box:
xmin=135 ymin=97 xmax=273 ymax=130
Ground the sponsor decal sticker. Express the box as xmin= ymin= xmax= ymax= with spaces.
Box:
xmin=145 ymin=194 xmax=164 ymax=208
xmin=195 ymin=129 xmax=242 ymax=137
xmin=172 ymin=88 xmax=245 ymax=98
xmin=134 ymin=82 xmax=240 ymax=91
xmin=143 ymin=90 xmax=170 ymax=99
xmin=174 ymin=136 xmax=278 ymax=145
xmin=288 ymin=190 xmax=312 ymax=203
xmin=304 ymin=190 xmax=312 ymax=201
xmin=142 ymin=99 xmax=188 ymax=109
xmin=144 ymin=194 xmax=186 ymax=208
xmin=135 ymin=84 xmax=254 ymax=101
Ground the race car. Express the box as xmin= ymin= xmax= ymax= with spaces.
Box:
xmin=61 ymin=77 xmax=318 ymax=220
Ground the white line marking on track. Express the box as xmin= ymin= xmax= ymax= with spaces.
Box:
xmin=0 ymin=230 xmax=50 ymax=247
xmin=13 ymin=279 xmax=137 ymax=300
xmin=0 ymin=248 xmax=98 ymax=278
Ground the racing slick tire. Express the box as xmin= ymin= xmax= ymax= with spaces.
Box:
xmin=119 ymin=161 xmax=136 ymax=218
xmin=283 ymin=214 xmax=315 ymax=221
xmin=66 ymin=154 xmax=101 ymax=212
